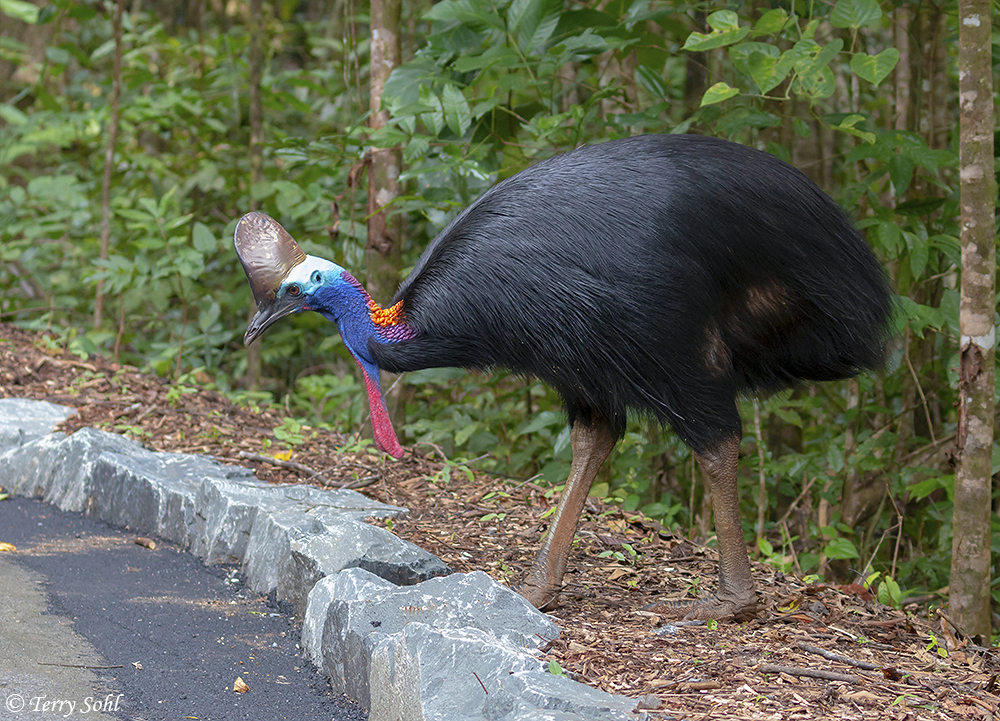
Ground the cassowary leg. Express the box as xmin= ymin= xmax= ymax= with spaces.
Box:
xmin=649 ymin=434 xmax=758 ymax=620
xmin=519 ymin=418 xmax=617 ymax=610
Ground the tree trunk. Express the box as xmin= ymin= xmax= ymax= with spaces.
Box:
xmin=94 ymin=0 xmax=125 ymax=330
xmin=949 ymin=0 xmax=995 ymax=643
xmin=893 ymin=6 xmax=910 ymax=132
xmin=368 ymin=0 xmax=404 ymax=427
xmin=244 ymin=0 xmax=264 ymax=391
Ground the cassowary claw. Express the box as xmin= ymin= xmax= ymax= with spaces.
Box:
xmin=645 ymin=595 xmax=759 ymax=622
xmin=516 ymin=579 xmax=562 ymax=612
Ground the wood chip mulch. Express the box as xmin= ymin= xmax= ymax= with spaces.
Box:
xmin=1 ymin=322 xmax=998 ymax=719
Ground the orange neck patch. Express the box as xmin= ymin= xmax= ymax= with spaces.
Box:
xmin=369 ymin=299 xmax=406 ymax=328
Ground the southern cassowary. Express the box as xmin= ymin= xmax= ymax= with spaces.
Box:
xmin=235 ymin=134 xmax=892 ymax=620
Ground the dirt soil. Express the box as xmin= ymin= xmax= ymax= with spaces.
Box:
xmin=2 ymin=322 xmax=998 ymax=720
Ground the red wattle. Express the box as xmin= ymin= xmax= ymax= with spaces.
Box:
xmin=361 ymin=370 xmax=404 ymax=459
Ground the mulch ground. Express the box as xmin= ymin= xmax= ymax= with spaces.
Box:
xmin=2 ymin=322 xmax=998 ymax=720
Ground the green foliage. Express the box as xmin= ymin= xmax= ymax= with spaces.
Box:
xmin=598 ymin=542 xmax=638 ymax=565
xmin=850 ymin=49 xmax=900 ymax=86
xmin=682 ymin=11 xmax=749 ymax=51
xmin=0 ymin=0 xmax=989 ymax=615
xmin=925 ymin=633 xmax=949 ymax=659
xmin=701 ymin=82 xmax=740 ymax=106
xmin=829 ymin=0 xmax=882 ymax=30
xmin=113 ymin=423 xmax=151 ymax=440
xmin=273 ymin=417 xmax=308 ymax=447
xmin=866 ymin=571 xmax=902 ymax=609
xmin=165 ymin=377 xmax=198 ymax=406
xmin=681 ymin=2 xmax=899 ymax=117
xmin=1 ymin=0 xmax=43 ymax=24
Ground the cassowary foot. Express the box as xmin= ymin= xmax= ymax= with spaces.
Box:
xmin=516 ymin=576 xmax=562 ymax=611
xmin=645 ymin=593 xmax=758 ymax=622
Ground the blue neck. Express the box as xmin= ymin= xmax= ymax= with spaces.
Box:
xmin=306 ymin=271 xmax=413 ymax=459
xmin=310 ymin=273 xmax=413 ymax=381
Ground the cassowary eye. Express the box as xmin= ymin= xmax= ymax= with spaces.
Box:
xmin=287 ymin=284 xmax=301 ymax=296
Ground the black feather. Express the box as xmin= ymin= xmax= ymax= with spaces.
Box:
xmin=369 ymin=135 xmax=892 ymax=454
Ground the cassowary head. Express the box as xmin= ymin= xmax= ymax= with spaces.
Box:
xmin=234 ymin=212 xmax=405 ymax=458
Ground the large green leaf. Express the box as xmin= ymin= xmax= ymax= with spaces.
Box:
xmin=700 ymin=82 xmax=740 ymax=106
xmin=752 ymin=8 xmax=790 ymax=36
xmin=523 ymin=11 xmax=560 ymax=53
xmin=507 ymin=0 xmax=561 ymax=53
xmin=729 ymin=40 xmax=779 ymax=76
xmin=0 ymin=0 xmax=39 ymax=23
xmin=424 ymin=0 xmax=505 ymax=31
xmin=795 ymin=64 xmax=835 ymax=100
xmin=833 ymin=114 xmax=876 ymax=144
xmin=383 ymin=60 xmax=440 ymax=107
xmin=824 ymin=537 xmax=859 ymax=560
xmin=683 ymin=11 xmax=750 ymax=51
xmin=904 ymin=228 xmax=929 ymax=278
xmin=453 ymin=45 xmax=520 ymax=72
xmin=830 ymin=0 xmax=882 ymax=29
xmin=441 ymin=84 xmax=472 ymax=136
xmin=635 ymin=64 xmax=667 ymax=99
xmin=809 ymin=38 xmax=844 ymax=71
xmin=454 ymin=419 xmax=481 ymax=446
xmin=547 ymin=29 xmax=612 ymax=65
xmin=419 ymin=87 xmax=445 ymax=135
xmin=871 ymin=219 xmax=902 ymax=257
xmin=850 ymin=48 xmax=900 ymax=85
xmin=0 ymin=103 xmax=29 ymax=125
xmin=705 ymin=9 xmax=740 ymax=31
xmin=888 ymin=153 xmax=915 ymax=195
xmin=747 ymin=52 xmax=792 ymax=94
xmin=895 ymin=197 xmax=947 ymax=217
xmin=192 ymin=223 xmax=216 ymax=254
xmin=730 ymin=41 xmax=780 ymax=61
xmin=516 ymin=410 xmax=563 ymax=436
xmin=909 ymin=474 xmax=953 ymax=501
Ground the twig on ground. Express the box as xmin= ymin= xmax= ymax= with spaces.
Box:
xmin=827 ymin=625 xmax=859 ymax=641
xmin=759 ymin=664 xmax=857 ymax=683
xmin=237 ymin=450 xmax=334 ymax=486
xmin=236 ymin=451 xmax=382 ymax=490
xmin=674 ymin=680 xmax=721 ymax=691
xmin=342 ymin=475 xmax=379 ymax=490
xmin=797 ymin=642 xmax=879 ymax=671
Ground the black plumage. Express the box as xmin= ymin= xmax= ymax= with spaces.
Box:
xmin=236 ymin=133 xmax=892 ymax=619
xmin=371 ymin=135 xmax=891 ymax=455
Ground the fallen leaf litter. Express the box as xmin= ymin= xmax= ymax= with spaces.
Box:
xmin=1 ymin=323 xmax=998 ymax=719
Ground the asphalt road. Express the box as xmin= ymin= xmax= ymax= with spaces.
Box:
xmin=0 ymin=496 xmax=367 ymax=721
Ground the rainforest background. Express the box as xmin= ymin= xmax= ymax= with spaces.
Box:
xmin=1 ymin=0 xmax=998 ymax=635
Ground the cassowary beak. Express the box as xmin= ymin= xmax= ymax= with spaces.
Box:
xmin=234 ymin=212 xmax=307 ymax=346
xmin=243 ymin=294 xmax=303 ymax=346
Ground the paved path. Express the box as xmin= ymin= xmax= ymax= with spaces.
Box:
xmin=0 ymin=496 xmax=366 ymax=721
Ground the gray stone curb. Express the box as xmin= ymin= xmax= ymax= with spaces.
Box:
xmin=0 ymin=399 xmax=644 ymax=721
